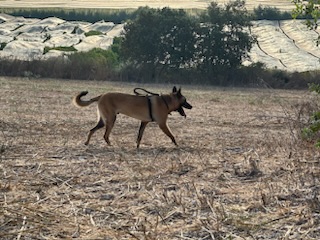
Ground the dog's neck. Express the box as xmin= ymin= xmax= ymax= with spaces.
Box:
xmin=160 ymin=95 xmax=169 ymax=110
xmin=161 ymin=94 xmax=179 ymax=112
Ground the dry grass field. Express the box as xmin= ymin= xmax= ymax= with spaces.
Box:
xmin=0 ymin=0 xmax=295 ymax=11
xmin=1 ymin=77 xmax=320 ymax=239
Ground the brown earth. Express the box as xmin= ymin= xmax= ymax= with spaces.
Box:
xmin=0 ymin=77 xmax=320 ymax=239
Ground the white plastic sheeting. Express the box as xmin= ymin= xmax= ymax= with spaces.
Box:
xmin=245 ymin=20 xmax=320 ymax=72
xmin=1 ymin=14 xmax=320 ymax=72
xmin=0 ymin=14 xmax=124 ymax=60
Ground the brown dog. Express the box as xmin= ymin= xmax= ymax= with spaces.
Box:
xmin=73 ymin=86 xmax=192 ymax=148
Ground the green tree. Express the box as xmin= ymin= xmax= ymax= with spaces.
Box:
xmin=292 ymin=0 xmax=320 ymax=30
xmin=292 ymin=1 xmax=320 ymax=146
xmin=120 ymin=7 xmax=197 ymax=81
xmin=302 ymin=83 xmax=320 ymax=147
xmin=120 ymin=2 xmax=255 ymax=83
xmin=195 ymin=1 xmax=255 ymax=79
xmin=253 ymin=5 xmax=292 ymax=20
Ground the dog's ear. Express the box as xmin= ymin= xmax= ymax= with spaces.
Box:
xmin=177 ymin=87 xmax=182 ymax=97
xmin=172 ymin=86 xmax=177 ymax=93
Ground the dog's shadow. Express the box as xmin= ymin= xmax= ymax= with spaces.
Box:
xmin=78 ymin=143 xmax=200 ymax=161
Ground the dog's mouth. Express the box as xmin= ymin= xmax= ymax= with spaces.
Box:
xmin=177 ymin=101 xmax=193 ymax=118
xmin=182 ymin=101 xmax=192 ymax=110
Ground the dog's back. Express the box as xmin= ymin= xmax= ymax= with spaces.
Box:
xmin=98 ymin=93 xmax=152 ymax=122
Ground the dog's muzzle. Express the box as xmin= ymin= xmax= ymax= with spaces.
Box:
xmin=177 ymin=101 xmax=193 ymax=117
xmin=182 ymin=101 xmax=192 ymax=110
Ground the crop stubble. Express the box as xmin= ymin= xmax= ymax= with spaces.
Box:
xmin=0 ymin=77 xmax=319 ymax=239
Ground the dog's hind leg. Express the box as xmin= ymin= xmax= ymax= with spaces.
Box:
xmin=136 ymin=121 xmax=148 ymax=148
xmin=103 ymin=115 xmax=116 ymax=145
xmin=85 ymin=117 xmax=105 ymax=145
xmin=158 ymin=123 xmax=177 ymax=146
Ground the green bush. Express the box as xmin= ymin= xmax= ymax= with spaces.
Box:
xmin=306 ymin=84 xmax=320 ymax=147
xmin=0 ymin=42 xmax=7 ymax=50
xmin=84 ymin=30 xmax=103 ymax=37
xmin=44 ymin=46 xmax=77 ymax=54
xmin=64 ymin=48 xmax=120 ymax=80
xmin=253 ymin=5 xmax=294 ymax=20
xmin=0 ymin=47 xmax=121 ymax=80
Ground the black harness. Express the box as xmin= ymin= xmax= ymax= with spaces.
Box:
xmin=134 ymin=88 xmax=169 ymax=122
xmin=147 ymin=96 xmax=154 ymax=121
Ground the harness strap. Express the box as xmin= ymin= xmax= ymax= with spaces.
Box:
xmin=147 ymin=97 xmax=154 ymax=122
xmin=133 ymin=88 xmax=169 ymax=121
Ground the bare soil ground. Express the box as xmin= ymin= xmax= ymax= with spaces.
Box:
xmin=1 ymin=77 xmax=320 ymax=239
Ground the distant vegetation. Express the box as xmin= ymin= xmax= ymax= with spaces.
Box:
xmin=253 ymin=5 xmax=293 ymax=20
xmin=0 ymin=2 xmax=319 ymax=88
xmin=84 ymin=30 xmax=103 ymax=37
xmin=1 ymin=4 xmax=304 ymax=22
xmin=43 ymin=46 xmax=77 ymax=54
xmin=0 ymin=42 xmax=6 ymax=50
xmin=0 ymin=8 xmax=137 ymax=24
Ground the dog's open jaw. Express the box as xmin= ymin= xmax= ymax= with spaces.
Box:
xmin=177 ymin=101 xmax=193 ymax=117
xmin=173 ymin=86 xmax=193 ymax=118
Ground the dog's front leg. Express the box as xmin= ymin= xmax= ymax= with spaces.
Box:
xmin=158 ymin=123 xmax=177 ymax=146
xmin=136 ymin=121 xmax=148 ymax=148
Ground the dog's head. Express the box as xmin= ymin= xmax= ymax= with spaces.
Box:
xmin=172 ymin=86 xmax=192 ymax=118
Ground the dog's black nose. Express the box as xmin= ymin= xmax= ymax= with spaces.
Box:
xmin=183 ymin=101 xmax=192 ymax=109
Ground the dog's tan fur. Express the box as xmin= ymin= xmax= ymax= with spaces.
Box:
xmin=73 ymin=87 xmax=192 ymax=148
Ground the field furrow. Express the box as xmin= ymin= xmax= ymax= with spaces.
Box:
xmin=250 ymin=20 xmax=320 ymax=71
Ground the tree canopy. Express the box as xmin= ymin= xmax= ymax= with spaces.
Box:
xmin=292 ymin=1 xmax=320 ymax=147
xmin=195 ymin=1 xmax=255 ymax=75
xmin=120 ymin=1 xmax=255 ymax=81
xmin=292 ymin=0 xmax=320 ymax=29
xmin=120 ymin=7 xmax=197 ymax=80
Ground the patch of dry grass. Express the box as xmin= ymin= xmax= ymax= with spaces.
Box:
xmin=0 ymin=77 xmax=320 ymax=239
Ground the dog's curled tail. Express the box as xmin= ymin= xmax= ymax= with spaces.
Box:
xmin=73 ymin=91 xmax=101 ymax=107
